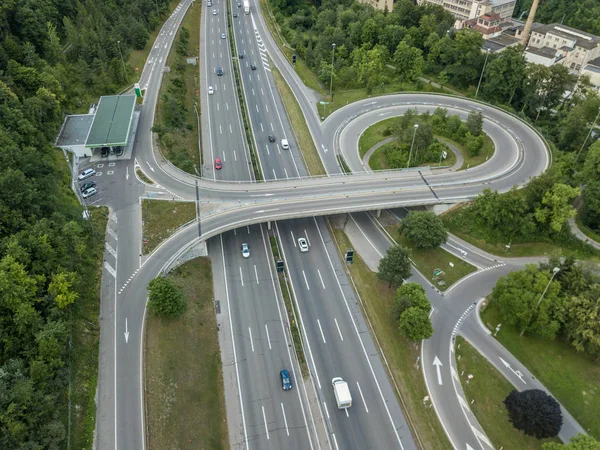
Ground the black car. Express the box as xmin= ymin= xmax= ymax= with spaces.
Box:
xmin=114 ymin=146 xmax=123 ymax=156
xmin=268 ymin=134 xmax=276 ymax=143
xmin=251 ymin=63 xmax=256 ymax=70
xmin=216 ymin=66 xmax=223 ymax=76
xmin=80 ymin=181 xmax=97 ymax=193
xmin=239 ymin=53 xmax=244 ymax=59
xmin=100 ymin=146 xmax=110 ymax=157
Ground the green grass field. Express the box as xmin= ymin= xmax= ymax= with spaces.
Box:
xmin=358 ymin=118 xmax=397 ymax=158
xmin=145 ymin=258 xmax=228 ymax=449
xmin=142 ymin=199 xmax=196 ymax=254
xmin=329 ymin=224 xmax=452 ymax=450
xmin=455 ymin=336 xmax=558 ymax=450
xmin=481 ymin=302 xmax=600 ymax=439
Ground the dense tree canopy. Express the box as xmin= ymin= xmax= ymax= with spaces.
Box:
xmin=402 ymin=211 xmax=448 ymax=248
xmin=515 ymin=0 xmax=600 ymax=36
xmin=543 ymin=434 xmax=600 ymax=450
xmin=147 ymin=276 xmax=187 ymax=317
xmin=504 ymin=389 xmax=563 ymax=439
xmin=378 ymin=245 xmax=412 ymax=288
xmin=392 ymin=282 xmax=430 ymax=321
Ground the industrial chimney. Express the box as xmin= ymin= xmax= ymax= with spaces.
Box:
xmin=520 ymin=0 xmax=541 ymax=46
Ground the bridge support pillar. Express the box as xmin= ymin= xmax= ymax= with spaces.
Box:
xmin=376 ymin=209 xmax=381 ymax=218
xmin=267 ymin=221 xmax=272 ymax=230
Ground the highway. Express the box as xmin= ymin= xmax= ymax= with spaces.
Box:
xmin=92 ymin=1 xmax=559 ymax=450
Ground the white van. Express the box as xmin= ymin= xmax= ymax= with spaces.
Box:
xmin=281 ymin=139 xmax=289 ymax=150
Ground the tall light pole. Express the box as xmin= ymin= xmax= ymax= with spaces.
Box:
xmin=406 ymin=123 xmax=419 ymax=169
xmin=329 ymin=43 xmax=336 ymax=102
xmin=117 ymin=40 xmax=127 ymax=82
xmin=521 ymin=267 xmax=560 ymax=336
xmin=475 ymin=49 xmax=490 ymax=99
xmin=576 ymin=107 xmax=600 ymax=161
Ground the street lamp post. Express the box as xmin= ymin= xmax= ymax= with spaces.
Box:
xmin=329 ymin=43 xmax=336 ymax=102
xmin=117 ymin=40 xmax=127 ymax=82
xmin=521 ymin=267 xmax=560 ymax=336
xmin=576 ymin=107 xmax=600 ymax=161
xmin=406 ymin=124 xmax=419 ymax=169
xmin=475 ymin=49 xmax=490 ymax=99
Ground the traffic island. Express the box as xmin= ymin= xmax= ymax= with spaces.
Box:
xmin=141 ymin=199 xmax=196 ymax=255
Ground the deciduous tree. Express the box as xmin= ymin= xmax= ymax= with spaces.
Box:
xmin=392 ymin=282 xmax=430 ymax=320
xmin=534 ymin=183 xmax=579 ymax=233
xmin=378 ymin=245 xmax=412 ymax=288
xmin=147 ymin=276 xmax=186 ymax=317
xmin=504 ymin=389 xmax=562 ymax=439
xmin=399 ymin=306 xmax=434 ymax=341
xmin=402 ymin=211 xmax=447 ymax=248
xmin=543 ymin=434 xmax=600 ymax=450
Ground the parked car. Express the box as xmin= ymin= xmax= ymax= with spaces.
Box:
xmin=241 ymin=243 xmax=250 ymax=258
xmin=208 ymin=85 xmax=214 ymax=95
xmin=268 ymin=134 xmax=276 ymax=143
xmin=114 ymin=146 xmax=123 ymax=156
xmin=82 ymin=187 xmax=97 ymax=199
xmin=100 ymin=147 xmax=109 ymax=157
xmin=298 ymin=238 xmax=309 ymax=252
xmin=281 ymin=139 xmax=289 ymax=150
xmin=214 ymin=158 xmax=222 ymax=170
xmin=216 ymin=66 xmax=223 ymax=76
xmin=250 ymin=63 xmax=256 ymax=70
xmin=280 ymin=369 xmax=292 ymax=391
xmin=78 ymin=168 xmax=96 ymax=180
xmin=80 ymin=181 xmax=97 ymax=193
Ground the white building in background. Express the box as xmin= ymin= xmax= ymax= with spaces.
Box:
xmin=581 ymin=57 xmax=600 ymax=90
xmin=359 ymin=0 xmax=393 ymax=12
xmin=418 ymin=0 xmax=516 ymax=25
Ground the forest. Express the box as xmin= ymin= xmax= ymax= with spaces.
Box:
xmin=0 ymin=0 xmax=171 ymax=448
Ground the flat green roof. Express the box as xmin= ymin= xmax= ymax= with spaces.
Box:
xmin=85 ymin=95 xmax=136 ymax=147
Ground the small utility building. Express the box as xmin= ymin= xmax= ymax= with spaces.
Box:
xmin=56 ymin=94 xmax=139 ymax=159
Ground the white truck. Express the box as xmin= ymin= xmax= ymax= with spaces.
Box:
xmin=243 ymin=0 xmax=250 ymax=14
xmin=332 ymin=377 xmax=352 ymax=409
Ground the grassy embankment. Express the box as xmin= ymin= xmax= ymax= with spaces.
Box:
xmin=328 ymin=222 xmax=452 ymax=450
xmin=455 ymin=336 xmax=559 ymax=450
xmin=481 ymin=302 xmax=600 ymax=439
xmin=145 ymin=258 xmax=228 ymax=449
xmin=141 ymin=199 xmax=196 ymax=254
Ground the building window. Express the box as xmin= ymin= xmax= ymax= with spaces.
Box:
xmin=571 ymin=62 xmax=576 ymax=69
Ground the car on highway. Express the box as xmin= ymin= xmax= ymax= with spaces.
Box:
xmin=239 ymin=53 xmax=244 ymax=59
xmin=208 ymin=85 xmax=214 ymax=95
xmin=281 ymin=139 xmax=290 ymax=150
xmin=216 ymin=66 xmax=223 ymax=76
xmin=280 ymin=369 xmax=292 ymax=391
xmin=78 ymin=168 xmax=96 ymax=180
xmin=268 ymin=134 xmax=276 ymax=142
xmin=241 ymin=243 xmax=250 ymax=258
xmin=80 ymin=181 xmax=96 ymax=193
xmin=237 ymin=1 xmax=241 ymax=6
xmin=207 ymin=0 xmax=211 ymax=5
xmin=82 ymin=187 xmax=97 ymax=199
xmin=214 ymin=158 xmax=222 ymax=170
xmin=100 ymin=147 xmax=109 ymax=158
xmin=298 ymin=238 xmax=309 ymax=252
xmin=212 ymin=9 xmax=217 ymax=15
xmin=233 ymin=12 xmax=238 ymax=17
xmin=221 ymin=33 xmax=226 ymax=39
xmin=250 ymin=63 xmax=256 ymax=70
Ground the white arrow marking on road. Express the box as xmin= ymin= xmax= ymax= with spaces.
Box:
xmin=499 ymin=357 xmax=526 ymax=384
xmin=146 ymin=161 xmax=155 ymax=172
xmin=433 ymin=356 xmax=443 ymax=385
xmin=124 ymin=318 xmax=129 ymax=343
xmin=467 ymin=445 xmax=474 ymax=450
xmin=126 ymin=166 xmax=129 ymax=180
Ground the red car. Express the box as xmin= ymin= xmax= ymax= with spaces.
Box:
xmin=214 ymin=158 xmax=222 ymax=170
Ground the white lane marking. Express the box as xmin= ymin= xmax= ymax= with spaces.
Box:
xmin=317 ymin=269 xmax=325 ymax=289
xmin=219 ymin=124 xmax=222 ymax=135
xmin=284 ymin=167 xmax=289 ymax=179
xmin=265 ymin=104 xmax=269 ymax=112
xmin=270 ymin=122 xmax=274 ymax=131
xmin=302 ymin=270 xmax=310 ymax=291
xmin=254 ymin=264 xmax=259 ymax=284
xmin=272 ymin=168 xmax=277 ymax=179
xmin=262 ymin=406 xmax=270 ymax=440
xmin=256 ymin=104 xmax=259 ymax=113
xmin=230 ymin=124 xmax=233 ymax=134
xmin=226 ymin=102 xmax=229 ymax=110
xmin=223 ymin=152 xmax=227 ymax=162
xmin=266 ymin=144 xmax=270 ymax=155
xmin=262 ymin=88 xmax=265 ymax=96
xmin=334 ymin=318 xmax=344 ymax=341
xmin=257 ymin=74 xmax=261 ymax=81
xmin=265 ymin=324 xmax=272 ymax=350
xmin=304 ymin=230 xmax=310 ymax=246
xmin=234 ymin=228 xmax=237 ymax=236
xmin=234 ymin=150 xmax=237 ymax=161
xmin=239 ymin=267 xmax=244 ymax=286
xmin=260 ymin=123 xmax=264 ymax=132
xmin=317 ymin=319 xmax=326 ymax=344
xmin=281 ymin=403 xmax=290 ymax=436
xmin=251 ymin=48 xmax=254 ymax=55
xmin=291 ymin=231 xmax=296 ymax=246
xmin=277 ymin=144 xmax=281 ymax=155
xmin=350 ymin=214 xmax=383 ymax=258
xmin=323 ymin=402 xmax=330 ymax=419
xmin=217 ymin=103 xmax=220 ymax=111
xmin=247 ymin=225 xmax=250 ymax=234
xmin=249 ymin=327 xmax=255 ymax=352
xmin=249 ymin=75 xmax=252 ymax=81
xmin=356 ymin=382 xmax=369 ymax=413
xmin=223 ymin=83 xmax=226 ymax=91
xmin=332 ymin=434 xmax=339 ymax=450
xmin=252 ymin=88 xmax=255 ymax=96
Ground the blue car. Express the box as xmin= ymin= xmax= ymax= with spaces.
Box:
xmin=280 ymin=369 xmax=292 ymax=391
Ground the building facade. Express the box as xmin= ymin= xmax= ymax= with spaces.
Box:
xmin=359 ymin=0 xmax=393 ymax=12
xmin=419 ymin=0 xmax=516 ymax=23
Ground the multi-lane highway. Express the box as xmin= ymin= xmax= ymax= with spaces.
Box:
xmin=92 ymin=1 xmax=559 ymax=449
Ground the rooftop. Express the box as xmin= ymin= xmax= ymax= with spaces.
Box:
xmin=526 ymin=45 xmax=560 ymax=59
xmin=587 ymin=56 xmax=600 ymax=67
xmin=530 ymin=23 xmax=600 ymax=50
xmin=85 ymin=95 xmax=136 ymax=148
xmin=56 ymin=115 xmax=94 ymax=147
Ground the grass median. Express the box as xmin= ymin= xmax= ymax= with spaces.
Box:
xmin=328 ymin=221 xmax=451 ymax=450
xmin=142 ymin=199 xmax=196 ymax=254
xmin=385 ymin=225 xmax=476 ymax=291
xmin=272 ymin=67 xmax=326 ymax=176
xmin=455 ymin=336 xmax=558 ymax=450
xmin=481 ymin=301 xmax=600 ymax=439
xmin=145 ymin=257 xmax=228 ymax=449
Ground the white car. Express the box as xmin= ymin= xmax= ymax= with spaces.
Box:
xmin=208 ymin=85 xmax=214 ymax=95
xmin=82 ymin=187 xmax=97 ymax=199
xmin=281 ymin=139 xmax=289 ymax=150
xmin=298 ymin=238 xmax=309 ymax=253
xmin=221 ymin=33 xmax=226 ymax=39
xmin=212 ymin=9 xmax=217 ymax=15
xmin=78 ymin=168 xmax=96 ymax=180
xmin=241 ymin=243 xmax=250 ymax=258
